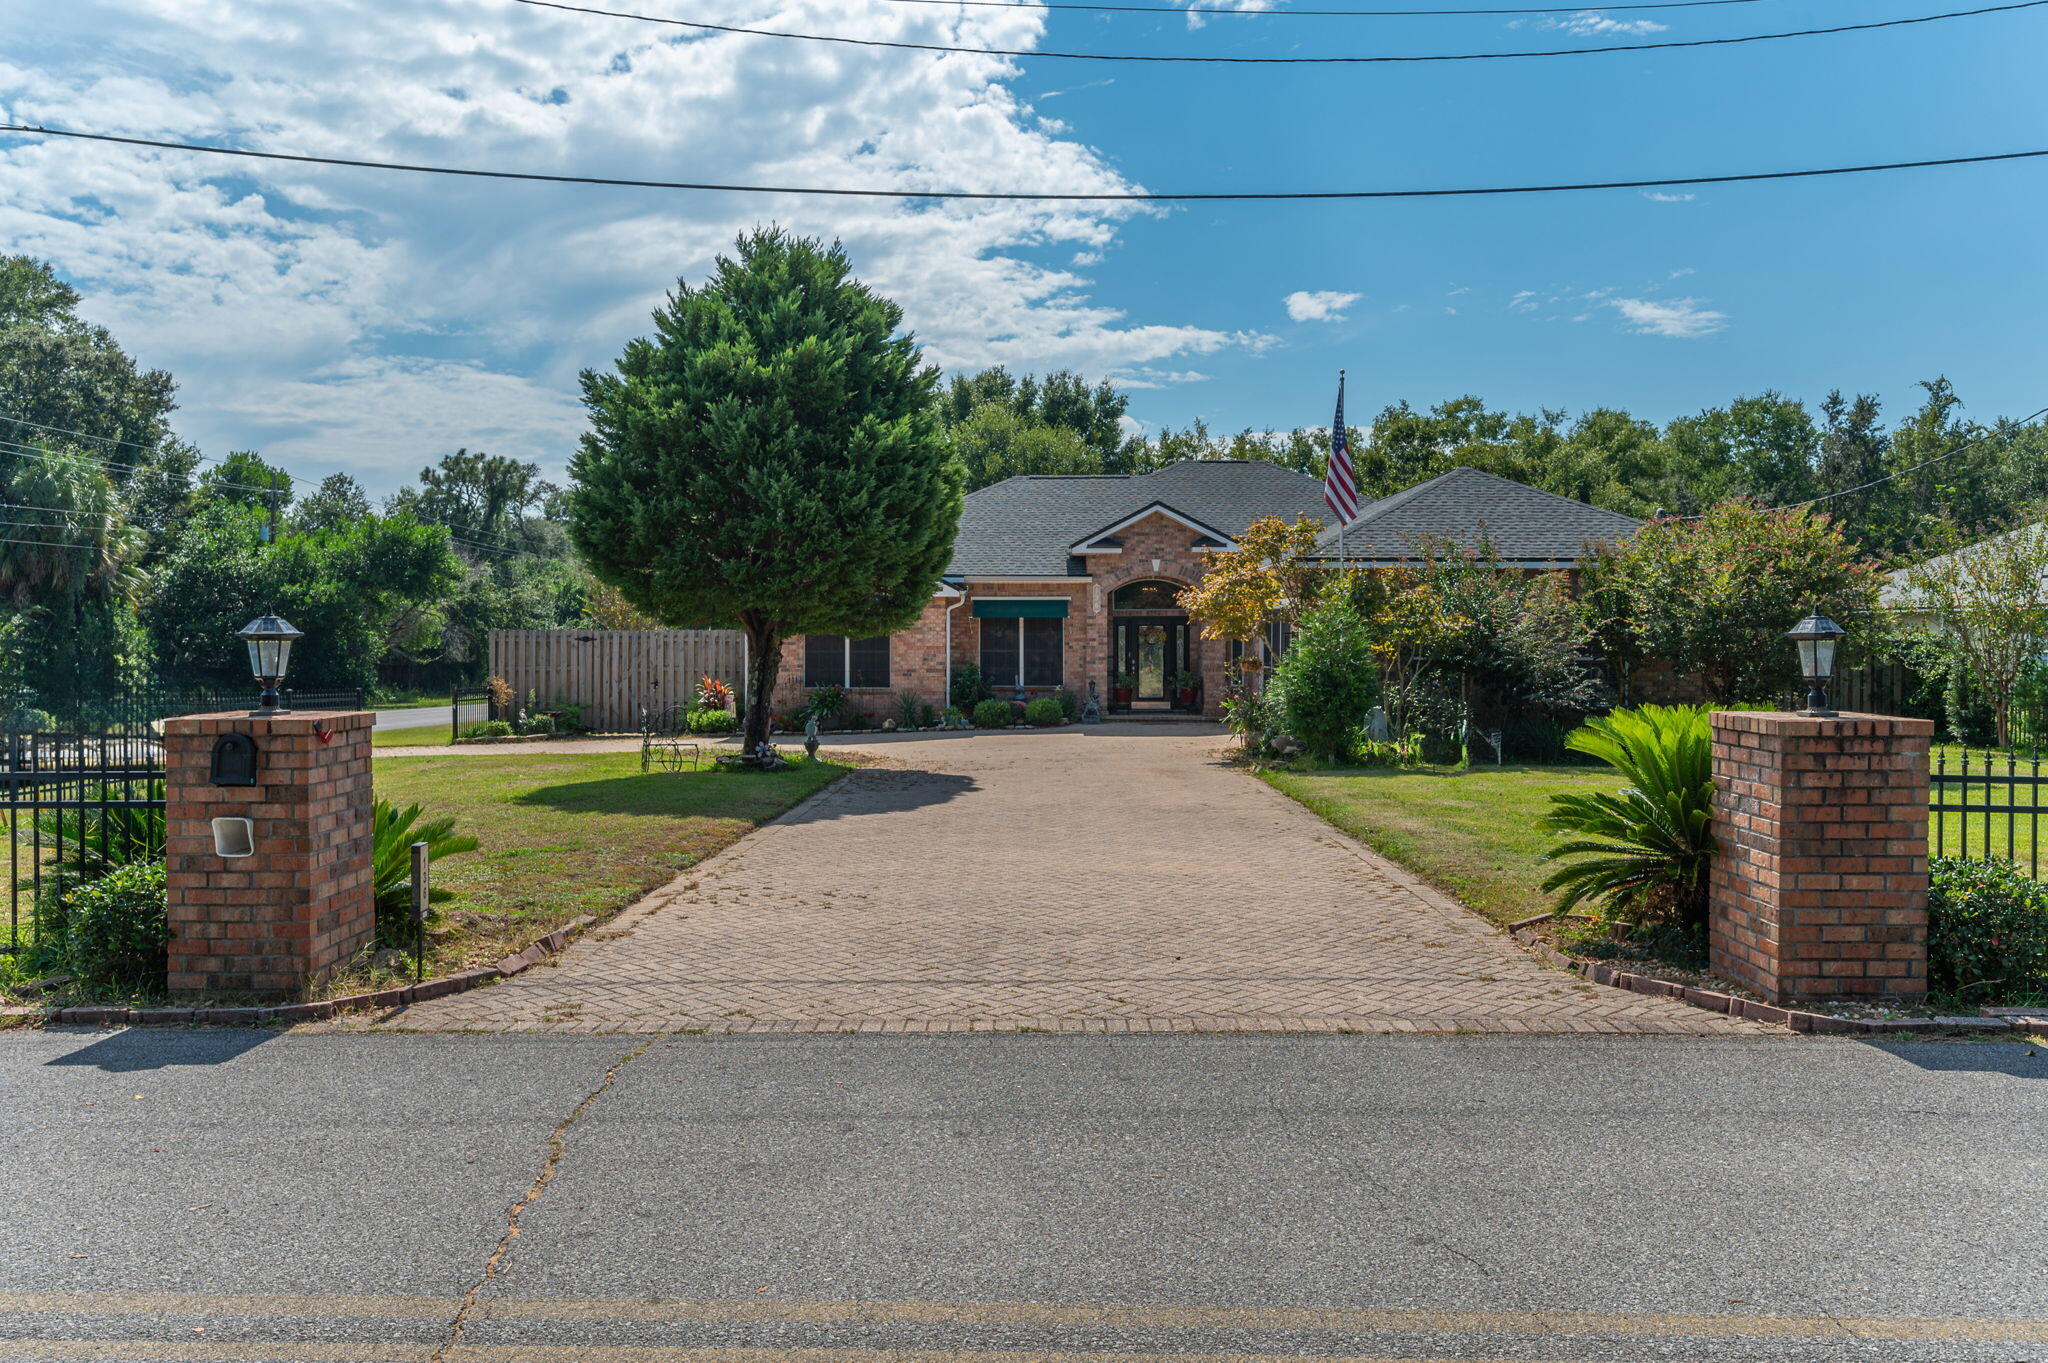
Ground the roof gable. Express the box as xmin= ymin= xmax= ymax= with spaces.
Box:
xmin=1070 ymin=502 xmax=1239 ymax=553
xmin=948 ymin=460 xmax=1326 ymax=577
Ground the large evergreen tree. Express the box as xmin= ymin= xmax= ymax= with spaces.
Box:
xmin=568 ymin=229 xmax=962 ymax=754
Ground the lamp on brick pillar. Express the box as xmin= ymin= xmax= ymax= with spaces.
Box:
xmin=236 ymin=611 xmax=304 ymax=714
xmin=1783 ymin=608 xmax=1846 ymax=717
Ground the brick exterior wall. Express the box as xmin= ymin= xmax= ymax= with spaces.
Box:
xmin=1707 ymin=710 xmax=1932 ymax=1003
xmin=161 ymin=710 xmax=376 ymax=998
xmin=775 ymin=510 xmax=1237 ymax=721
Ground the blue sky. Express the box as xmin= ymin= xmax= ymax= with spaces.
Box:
xmin=3 ymin=0 xmax=2042 ymax=495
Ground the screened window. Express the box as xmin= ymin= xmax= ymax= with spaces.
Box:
xmin=979 ymin=618 xmax=1019 ymax=687
xmin=979 ymin=617 xmax=1062 ymax=688
xmin=804 ymin=634 xmax=890 ymax=688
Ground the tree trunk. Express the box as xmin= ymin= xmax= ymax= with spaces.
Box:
xmin=1995 ymin=692 xmax=2012 ymax=750
xmin=740 ymin=613 xmax=783 ymax=756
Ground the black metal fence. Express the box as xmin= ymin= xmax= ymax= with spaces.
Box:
xmin=2 ymin=686 xmax=364 ymax=736
xmin=1 ymin=686 xmax=362 ymax=955
xmin=1930 ymin=747 xmax=2048 ymax=878
xmin=3 ymin=731 xmax=166 ymax=956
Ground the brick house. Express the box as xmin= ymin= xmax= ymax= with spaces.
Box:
xmin=772 ymin=461 xmax=1643 ymax=721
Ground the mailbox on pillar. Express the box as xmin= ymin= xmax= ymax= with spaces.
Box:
xmin=209 ymin=732 xmax=258 ymax=786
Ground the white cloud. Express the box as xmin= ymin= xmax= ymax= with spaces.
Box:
xmin=1507 ymin=290 xmax=1539 ymax=313
xmin=1541 ymin=11 xmax=1669 ymax=36
xmin=1642 ymin=191 xmax=1696 ymax=203
xmin=1283 ymin=289 xmax=1361 ymax=323
xmin=1610 ymin=296 xmax=1728 ymax=338
xmin=1446 ymin=286 xmax=1469 ymax=296
xmin=0 ymin=0 xmax=1261 ymax=493
xmin=1039 ymin=78 xmax=1115 ymax=100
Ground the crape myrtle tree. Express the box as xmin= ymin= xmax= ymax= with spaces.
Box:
xmin=569 ymin=229 xmax=963 ymax=756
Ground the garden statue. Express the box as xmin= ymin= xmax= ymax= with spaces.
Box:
xmin=1365 ymin=705 xmax=1393 ymax=743
xmin=1081 ymin=680 xmax=1101 ymax=724
xmin=804 ymin=715 xmax=820 ymax=759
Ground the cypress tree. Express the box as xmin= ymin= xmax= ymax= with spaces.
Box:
xmin=569 ymin=229 xmax=962 ymax=755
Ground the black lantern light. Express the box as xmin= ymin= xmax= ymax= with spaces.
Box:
xmin=236 ymin=612 xmax=304 ymax=713
xmin=1784 ymin=608 xmax=1847 ymax=717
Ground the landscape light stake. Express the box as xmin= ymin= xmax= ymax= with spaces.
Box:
xmin=410 ymin=840 xmax=429 ymax=984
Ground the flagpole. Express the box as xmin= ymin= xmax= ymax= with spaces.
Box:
xmin=1336 ymin=369 xmax=1347 ymax=563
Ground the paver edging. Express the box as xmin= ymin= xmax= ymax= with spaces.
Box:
xmin=41 ymin=915 xmax=599 ymax=1029
xmin=1509 ymin=915 xmax=2014 ymax=1035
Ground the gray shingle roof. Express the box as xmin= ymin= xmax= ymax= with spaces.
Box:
xmin=950 ymin=461 xmax=1327 ymax=576
xmin=1311 ymin=466 xmax=1642 ymax=564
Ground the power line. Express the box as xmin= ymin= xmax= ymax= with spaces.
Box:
xmin=505 ymin=0 xmax=2047 ymax=62
xmin=0 ymin=437 xmax=296 ymax=502
xmin=823 ymin=0 xmax=1786 ymax=18
xmin=1675 ymin=405 xmax=2048 ymax=519
xmin=9 ymin=123 xmax=2048 ymax=201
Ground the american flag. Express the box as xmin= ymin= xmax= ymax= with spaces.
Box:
xmin=1325 ymin=371 xmax=1359 ymax=525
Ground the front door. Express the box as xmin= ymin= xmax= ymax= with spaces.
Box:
xmin=1115 ymin=618 xmax=1188 ymax=708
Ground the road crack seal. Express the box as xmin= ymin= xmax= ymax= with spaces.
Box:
xmin=433 ymin=1034 xmax=662 ymax=1360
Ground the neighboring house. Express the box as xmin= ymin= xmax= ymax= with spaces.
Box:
xmin=773 ymin=461 xmax=1642 ymax=720
xmin=1879 ymin=523 xmax=2048 ymax=631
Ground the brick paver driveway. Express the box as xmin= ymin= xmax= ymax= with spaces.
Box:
xmin=349 ymin=727 xmax=1762 ymax=1035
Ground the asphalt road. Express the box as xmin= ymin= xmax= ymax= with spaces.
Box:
xmin=372 ymin=705 xmax=454 ymax=733
xmin=3 ymin=1029 xmax=2045 ymax=1363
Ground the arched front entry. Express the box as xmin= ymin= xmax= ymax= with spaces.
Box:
xmin=1108 ymin=579 xmax=1196 ymax=712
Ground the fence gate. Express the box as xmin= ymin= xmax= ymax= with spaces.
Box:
xmin=488 ymin=629 xmax=747 ymax=733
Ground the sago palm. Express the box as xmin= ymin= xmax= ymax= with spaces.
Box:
xmin=370 ymin=799 xmax=479 ymax=944
xmin=1540 ymin=705 xmax=1716 ymax=932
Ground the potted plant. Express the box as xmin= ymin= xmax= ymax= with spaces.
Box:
xmin=1170 ymin=669 xmax=1202 ymax=709
xmin=1111 ymin=671 xmax=1135 ymax=707
xmin=805 ymin=684 xmax=847 ymax=729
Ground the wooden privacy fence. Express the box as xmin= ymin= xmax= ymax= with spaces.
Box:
xmin=488 ymin=629 xmax=747 ymax=733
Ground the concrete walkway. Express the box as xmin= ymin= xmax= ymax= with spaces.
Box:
xmin=340 ymin=727 xmax=1764 ymax=1035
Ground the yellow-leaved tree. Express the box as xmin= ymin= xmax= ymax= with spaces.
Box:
xmin=1177 ymin=514 xmax=1327 ymax=661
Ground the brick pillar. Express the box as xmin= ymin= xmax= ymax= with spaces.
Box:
xmin=1707 ymin=711 xmax=1932 ymax=1004
xmin=161 ymin=710 xmax=376 ymax=998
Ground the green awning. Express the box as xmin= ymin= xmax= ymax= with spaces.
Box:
xmin=972 ymin=599 xmax=1069 ymax=619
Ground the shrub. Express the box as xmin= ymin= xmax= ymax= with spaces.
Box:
xmin=806 ymin=684 xmax=847 ymax=719
xmin=486 ymin=674 xmax=515 ymax=711
xmin=462 ymin=720 xmax=515 ymax=739
xmin=918 ymin=701 xmax=938 ymax=728
xmin=684 ymin=707 xmax=734 ymax=734
xmin=1024 ymin=697 xmax=1063 ymax=727
xmin=845 ymin=712 xmax=873 ymax=731
xmin=1266 ymin=596 xmax=1380 ymax=762
xmin=896 ymin=690 xmax=924 ymax=729
xmin=550 ymin=698 xmax=585 ymax=732
xmin=942 ymin=705 xmax=967 ymax=727
xmin=1052 ymin=688 xmax=1078 ymax=721
xmin=64 ymin=861 xmax=167 ymax=989
xmin=952 ymin=665 xmax=993 ymax=708
xmin=972 ymin=698 xmax=1014 ymax=729
xmin=1927 ymin=857 xmax=2048 ymax=1003
xmin=516 ymin=713 xmax=555 ymax=736
xmin=697 ymin=674 xmax=734 ymax=710
xmin=370 ymin=800 xmax=480 ymax=946
xmin=1540 ymin=705 xmax=1716 ymax=934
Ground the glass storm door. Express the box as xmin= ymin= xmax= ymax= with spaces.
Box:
xmin=1118 ymin=618 xmax=1185 ymax=704
xmin=1137 ymin=625 xmax=1168 ymax=700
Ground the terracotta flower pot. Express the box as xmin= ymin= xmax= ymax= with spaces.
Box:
xmin=1112 ymin=687 xmax=1133 ymax=706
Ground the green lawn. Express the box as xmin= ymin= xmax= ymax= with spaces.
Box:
xmin=366 ymin=751 xmax=846 ymax=985
xmin=1260 ymin=762 xmax=1621 ymax=928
